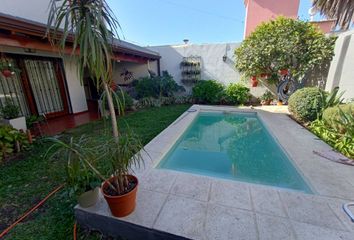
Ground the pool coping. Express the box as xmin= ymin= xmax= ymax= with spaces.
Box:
xmin=75 ymin=105 xmax=354 ymax=240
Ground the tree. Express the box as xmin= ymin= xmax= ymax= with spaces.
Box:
xmin=47 ymin=0 xmax=121 ymax=140
xmin=235 ymin=17 xmax=336 ymax=85
xmin=312 ymin=0 xmax=354 ymax=30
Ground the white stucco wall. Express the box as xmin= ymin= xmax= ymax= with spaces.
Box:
xmin=0 ymin=0 xmax=50 ymax=24
xmin=62 ymin=56 xmax=88 ymax=113
xmin=112 ymin=60 xmax=158 ymax=85
xmin=149 ymin=43 xmax=266 ymax=97
xmin=326 ymin=30 xmax=354 ymax=101
xmin=0 ymin=46 xmax=88 ymax=114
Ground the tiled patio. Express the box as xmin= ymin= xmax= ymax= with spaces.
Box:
xmin=39 ymin=110 xmax=100 ymax=136
xmin=33 ymin=101 xmax=100 ymax=136
xmin=75 ymin=105 xmax=354 ymax=240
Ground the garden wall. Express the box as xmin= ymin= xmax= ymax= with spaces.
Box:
xmin=326 ymin=29 xmax=354 ymax=101
xmin=149 ymin=43 xmax=266 ymax=97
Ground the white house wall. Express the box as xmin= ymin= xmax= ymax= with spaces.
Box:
xmin=326 ymin=30 xmax=354 ymax=101
xmin=149 ymin=43 xmax=266 ymax=97
xmin=62 ymin=56 xmax=88 ymax=113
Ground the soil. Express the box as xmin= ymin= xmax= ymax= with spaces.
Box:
xmin=103 ymin=177 xmax=137 ymax=197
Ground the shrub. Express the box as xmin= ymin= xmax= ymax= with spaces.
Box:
xmin=0 ymin=125 xmax=29 ymax=161
xmin=235 ymin=16 xmax=336 ymax=85
xmin=114 ymin=90 xmax=133 ymax=111
xmin=192 ymin=80 xmax=225 ymax=104
xmin=288 ymin=87 xmax=323 ymax=123
xmin=133 ymin=77 xmax=158 ymax=98
xmin=1 ymin=98 xmax=20 ymax=119
xmin=323 ymin=103 xmax=354 ymax=134
xmin=133 ymin=71 xmax=185 ymax=99
xmin=225 ymin=83 xmax=250 ymax=105
xmin=316 ymin=86 xmax=344 ymax=119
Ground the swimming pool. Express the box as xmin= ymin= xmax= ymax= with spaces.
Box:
xmin=157 ymin=111 xmax=312 ymax=193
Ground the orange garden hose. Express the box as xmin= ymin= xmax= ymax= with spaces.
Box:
xmin=0 ymin=184 xmax=65 ymax=238
xmin=73 ymin=222 xmax=77 ymax=240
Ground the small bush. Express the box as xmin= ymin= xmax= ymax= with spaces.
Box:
xmin=115 ymin=90 xmax=134 ymax=110
xmin=225 ymin=83 xmax=250 ymax=105
xmin=0 ymin=125 xmax=29 ymax=161
xmin=133 ymin=71 xmax=185 ymax=99
xmin=288 ymin=87 xmax=323 ymax=123
xmin=192 ymin=80 xmax=225 ymax=104
xmin=1 ymin=98 xmax=20 ymax=119
xmin=323 ymin=103 xmax=354 ymax=134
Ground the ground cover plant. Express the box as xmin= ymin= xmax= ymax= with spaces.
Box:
xmin=288 ymin=86 xmax=353 ymax=158
xmin=0 ymin=104 xmax=190 ymax=239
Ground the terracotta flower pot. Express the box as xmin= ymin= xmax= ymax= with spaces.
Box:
xmin=260 ymin=73 xmax=269 ymax=79
xmin=250 ymin=76 xmax=258 ymax=87
xmin=261 ymin=99 xmax=272 ymax=106
xmin=78 ymin=187 xmax=100 ymax=208
xmin=2 ymin=69 xmax=12 ymax=78
xmin=102 ymin=175 xmax=138 ymax=217
xmin=279 ymin=69 xmax=288 ymax=75
xmin=277 ymin=100 xmax=283 ymax=106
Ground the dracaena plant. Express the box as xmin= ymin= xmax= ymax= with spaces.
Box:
xmin=316 ymin=87 xmax=344 ymax=119
xmin=47 ymin=0 xmax=122 ymax=140
xmin=100 ymin=131 xmax=144 ymax=195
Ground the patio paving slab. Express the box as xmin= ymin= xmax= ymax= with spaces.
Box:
xmin=170 ymin=174 xmax=211 ymax=202
xmin=279 ymin=191 xmax=346 ymax=231
xmin=139 ymin=169 xmax=178 ymax=193
xmin=256 ymin=214 xmax=295 ymax=240
xmin=153 ymin=195 xmax=208 ymax=240
xmin=209 ymin=180 xmax=252 ymax=211
xmin=204 ymin=204 xmax=257 ymax=240
xmin=291 ymin=221 xmax=354 ymax=240
xmin=250 ymin=186 xmax=287 ymax=218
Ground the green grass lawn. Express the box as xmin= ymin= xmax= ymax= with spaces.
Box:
xmin=0 ymin=104 xmax=190 ymax=239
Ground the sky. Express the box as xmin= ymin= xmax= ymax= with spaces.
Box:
xmin=107 ymin=0 xmax=321 ymax=46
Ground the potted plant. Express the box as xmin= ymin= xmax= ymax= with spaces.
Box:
xmin=260 ymin=90 xmax=274 ymax=105
xmin=1 ymin=98 xmax=27 ymax=131
xmin=279 ymin=69 xmax=288 ymax=75
xmin=0 ymin=62 xmax=20 ymax=78
xmin=45 ymin=136 xmax=105 ymax=208
xmin=250 ymin=76 xmax=258 ymax=87
xmin=100 ymin=131 xmax=144 ymax=217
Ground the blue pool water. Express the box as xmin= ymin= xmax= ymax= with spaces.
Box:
xmin=157 ymin=111 xmax=312 ymax=193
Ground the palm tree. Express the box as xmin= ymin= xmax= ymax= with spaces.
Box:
xmin=46 ymin=0 xmax=121 ymax=140
xmin=312 ymin=0 xmax=354 ymax=30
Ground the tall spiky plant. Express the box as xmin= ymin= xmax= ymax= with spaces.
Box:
xmin=312 ymin=0 xmax=354 ymax=30
xmin=47 ymin=0 xmax=120 ymax=140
